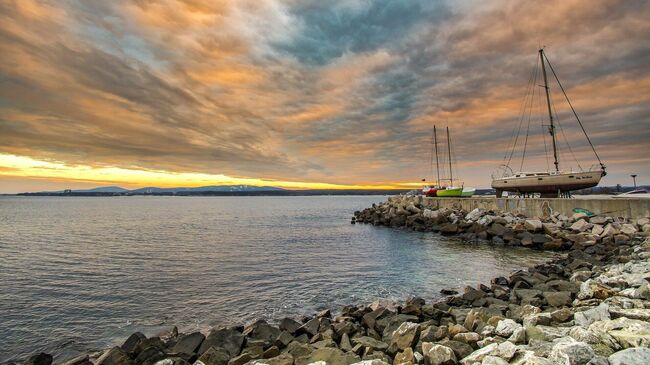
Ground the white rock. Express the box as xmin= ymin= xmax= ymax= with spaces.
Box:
xmin=548 ymin=337 xmax=594 ymax=365
xmin=495 ymin=319 xmax=522 ymax=337
xmin=496 ymin=341 xmax=518 ymax=361
xmin=423 ymin=343 xmax=457 ymax=365
xmin=574 ymin=303 xmax=610 ymax=327
xmin=465 ymin=208 xmax=485 ymax=221
xmin=608 ymin=347 xmax=650 ymax=365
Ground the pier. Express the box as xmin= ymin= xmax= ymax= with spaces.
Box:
xmin=393 ymin=196 xmax=650 ymax=220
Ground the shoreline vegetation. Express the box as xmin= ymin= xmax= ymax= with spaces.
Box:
xmin=18 ymin=198 xmax=650 ymax=365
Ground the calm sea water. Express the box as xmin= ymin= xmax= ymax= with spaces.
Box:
xmin=0 ymin=196 xmax=554 ymax=363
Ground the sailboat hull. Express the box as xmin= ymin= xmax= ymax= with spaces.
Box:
xmin=436 ymin=187 xmax=463 ymax=197
xmin=492 ymin=170 xmax=604 ymax=195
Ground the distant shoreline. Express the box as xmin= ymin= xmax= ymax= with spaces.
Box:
xmin=10 ymin=189 xmax=415 ymax=197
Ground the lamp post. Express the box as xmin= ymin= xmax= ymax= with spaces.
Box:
xmin=631 ymin=174 xmax=637 ymax=189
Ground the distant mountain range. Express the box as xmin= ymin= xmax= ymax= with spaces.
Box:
xmin=26 ymin=185 xmax=287 ymax=195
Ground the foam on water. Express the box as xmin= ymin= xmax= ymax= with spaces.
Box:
xmin=0 ymin=196 xmax=553 ymax=363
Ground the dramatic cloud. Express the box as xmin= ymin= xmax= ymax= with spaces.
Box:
xmin=1 ymin=0 xmax=649 ymax=192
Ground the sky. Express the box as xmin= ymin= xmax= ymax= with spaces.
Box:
xmin=1 ymin=0 xmax=649 ymax=193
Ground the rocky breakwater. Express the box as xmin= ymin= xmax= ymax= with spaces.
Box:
xmin=23 ymin=236 xmax=650 ymax=365
xmin=353 ymin=196 xmax=650 ymax=251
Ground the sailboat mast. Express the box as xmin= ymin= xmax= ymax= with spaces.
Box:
xmin=540 ymin=49 xmax=559 ymax=172
xmin=434 ymin=125 xmax=441 ymax=187
xmin=446 ymin=126 xmax=453 ymax=185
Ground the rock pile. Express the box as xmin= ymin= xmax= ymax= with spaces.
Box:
xmin=27 ymin=236 xmax=650 ymax=365
xmin=353 ymin=197 xmax=649 ymax=251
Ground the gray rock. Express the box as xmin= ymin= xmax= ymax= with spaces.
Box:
xmin=122 ymin=332 xmax=146 ymax=354
xmin=574 ymin=304 xmax=610 ymax=328
xmin=297 ymin=318 xmax=320 ymax=337
xmin=199 ymin=328 xmax=245 ymax=357
xmin=351 ymin=336 xmax=388 ymax=351
xmin=548 ymin=337 xmax=594 ymax=365
xmin=544 ymin=291 xmax=572 ymax=307
xmin=278 ymin=318 xmax=302 ymax=334
xmin=196 ymin=347 xmax=231 ymax=365
xmin=608 ymin=347 xmax=650 ymax=365
xmin=173 ymin=332 xmax=206 ymax=355
xmin=244 ymin=321 xmax=281 ymax=345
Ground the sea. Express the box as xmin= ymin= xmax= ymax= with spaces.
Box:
xmin=0 ymin=196 xmax=555 ymax=363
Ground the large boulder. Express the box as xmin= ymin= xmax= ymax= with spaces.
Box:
xmin=390 ymin=321 xmax=420 ymax=351
xmin=548 ymin=337 xmax=594 ymax=365
xmin=197 ymin=347 xmax=231 ymax=365
xmin=608 ymin=347 xmax=650 ymax=365
xmin=173 ymin=332 xmax=205 ymax=355
xmin=278 ymin=318 xmax=302 ymax=334
xmin=199 ymin=328 xmax=245 ymax=357
xmin=297 ymin=318 xmax=320 ymax=337
xmin=121 ymin=332 xmax=147 ymax=354
xmin=421 ymin=343 xmax=457 ymax=365
xmin=244 ymin=321 xmax=281 ymax=345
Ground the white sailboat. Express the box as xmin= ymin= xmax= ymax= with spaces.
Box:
xmin=492 ymin=49 xmax=606 ymax=198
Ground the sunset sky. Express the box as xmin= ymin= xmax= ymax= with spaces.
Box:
xmin=1 ymin=0 xmax=649 ymax=193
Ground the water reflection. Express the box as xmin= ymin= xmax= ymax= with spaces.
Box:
xmin=0 ymin=196 xmax=553 ymax=363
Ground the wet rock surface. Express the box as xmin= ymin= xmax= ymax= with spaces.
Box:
xmin=26 ymin=198 xmax=650 ymax=365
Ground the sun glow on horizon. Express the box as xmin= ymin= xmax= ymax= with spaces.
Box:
xmin=0 ymin=154 xmax=418 ymax=192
